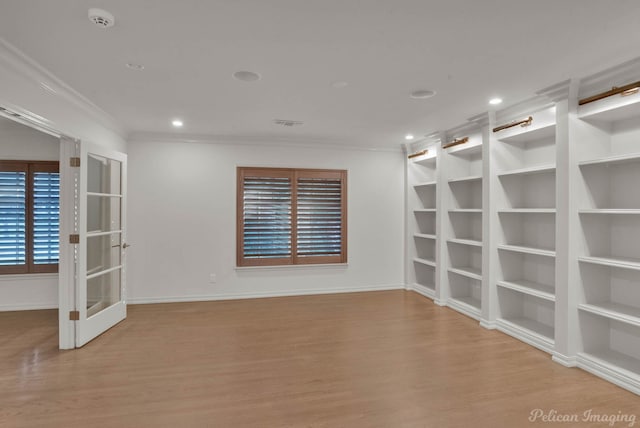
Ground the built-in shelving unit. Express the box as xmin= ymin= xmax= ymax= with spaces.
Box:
xmin=401 ymin=58 xmax=640 ymax=395
xmin=442 ymin=132 xmax=484 ymax=320
xmin=574 ymin=74 xmax=640 ymax=394
xmin=491 ymin=105 xmax=558 ymax=354
xmin=406 ymin=146 xmax=439 ymax=300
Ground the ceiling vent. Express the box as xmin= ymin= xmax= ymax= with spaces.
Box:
xmin=88 ymin=8 xmax=115 ymax=28
xmin=273 ymin=119 xmax=304 ymax=127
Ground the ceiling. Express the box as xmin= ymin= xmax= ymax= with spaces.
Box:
xmin=1 ymin=1 xmax=640 ymax=149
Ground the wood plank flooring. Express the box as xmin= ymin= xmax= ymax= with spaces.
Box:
xmin=1 ymin=290 xmax=638 ymax=427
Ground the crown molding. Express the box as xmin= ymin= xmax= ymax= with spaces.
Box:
xmin=537 ymin=79 xmax=571 ymax=103
xmin=578 ymin=56 xmax=640 ymax=99
xmin=128 ymin=131 xmax=404 ymax=153
xmin=494 ymin=94 xmax=555 ymax=124
xmin=0 ymin=38 xmax=126 ymax=139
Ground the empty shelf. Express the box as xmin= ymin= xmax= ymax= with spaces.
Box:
xmin=448 ymin=266 xmax=482 ymax=281
xmin=498 ymin=164 xmax=556 ymax=177
xmin=579 ymin=152 xmax=640 ymax=167
xmin=497 ymin=280 xmax=555 ymax=302
xmin=579 ymin=209 xmax=640 ymax=215
xmin=447 ymin=238 xmax=482 ymax=247
xmin=579 ymin=302 xmax=640 ymax=328
xmin=448 ymin=209 xmax=482 ymax=213
xmin=579 ymin=255 xmax=640 ymax=271
xmin=498 ymin=208 xmax=556 ymax=214
xmin=498 ymin=244 xmax=556 ymax=258
xmin=414 ymin=233 xmax=436 ymax=240
xmin=413 ymin=257 xmax=436 ymax=267
xmin=414 ymin=180 xmax=437 ymax=188
xmin=448 ymin=175 xmax=482 ymax=184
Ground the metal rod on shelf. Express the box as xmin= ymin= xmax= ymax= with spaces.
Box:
xmin=578 ymin=80 xmax=640 ymax=105
xmin=493 ymin=116 xmax=533 ymax=133
xmin=407 ymin=149 xmax=428 ymax=159
xmin=442 ymin=136 xmax=469 ymax=149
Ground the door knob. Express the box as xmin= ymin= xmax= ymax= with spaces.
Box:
xmin=122 ymin=243 xmax=131 ymax=249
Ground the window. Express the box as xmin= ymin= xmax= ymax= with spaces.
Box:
xmin=237 ymin=167 xmax=347 ymax=267
xmin=0 ymin=161 xmax=59 ymax=274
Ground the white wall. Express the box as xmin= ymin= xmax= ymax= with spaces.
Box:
xmin=0 ymin=39 xmax=126 ymax=152
xmin=0 ymin=117 xmax=59 ymax=310
xmin=126 ymin=138 xmax=405 ymax=303
xmin=0 ymin=40 xmax=128 ymax=311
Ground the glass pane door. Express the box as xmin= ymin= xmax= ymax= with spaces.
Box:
xmin=76 ymin=143 xmax=127 ymax=347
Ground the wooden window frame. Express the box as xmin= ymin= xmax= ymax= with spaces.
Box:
xmin=237 ymin=167 xmax=347 ymax=267
xmin=0 ymin=160 xmax=59 ymax=275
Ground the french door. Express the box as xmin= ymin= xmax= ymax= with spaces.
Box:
xmin=74 ymin=142 xmax=128 ymax=347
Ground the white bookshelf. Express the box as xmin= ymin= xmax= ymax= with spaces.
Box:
xmin=442 ymin=132 xmax=484 ymax=320
xmin=406 ymin=147 xmax=439 ymax=299
xmin=401 ymin=59 xmax=640 ymax=395
xmin=491 ymin=105 xmax=558 ymax=353
xmin=573 ymin=80 xmax=640 ymax=394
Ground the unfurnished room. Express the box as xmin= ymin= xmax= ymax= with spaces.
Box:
xmin=1 ymin=1 xmax=640 ymax=427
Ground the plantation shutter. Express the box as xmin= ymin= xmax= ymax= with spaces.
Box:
xmin=0 ymin=168 xmax=27 ymax=271
xmin=296 ymin=171 xmax=345 ymax=263
xmin=32 ymin=170 xmax=60 ymax=266
xmin=0 ymin=161 xmax=59 ymax=274
xmin=238 ymin=167 xmax=346 ymax=267
xmin=240 ymin=170 xmax=293 ymax=265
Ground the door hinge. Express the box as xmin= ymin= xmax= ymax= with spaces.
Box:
xmin=69 ymin=234 xmax=80 ymax=244
xmin=69 ymin=310 xmax=80 ymax=321
xmin=69 ymin=157 xmax=81 ymax=167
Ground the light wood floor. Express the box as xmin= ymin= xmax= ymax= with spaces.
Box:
xmin=1 ymin=290 xmax=638 ymax=427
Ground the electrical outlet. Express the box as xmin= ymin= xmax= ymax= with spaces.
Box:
xmin=209 ymin=274 xmax=217 ymax=283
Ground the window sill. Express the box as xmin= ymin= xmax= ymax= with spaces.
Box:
xmin=0 ymin=273 xmax=58 ymax=282
xmin=235 ymin=263 xmax=348 ymax=271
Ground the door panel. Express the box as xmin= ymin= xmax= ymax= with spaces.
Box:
xmin=75 ymin=142 xmax=127 ymax=347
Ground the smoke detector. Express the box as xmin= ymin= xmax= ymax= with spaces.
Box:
xmin=273 ymin=119 xmax=304 ymax=127
xmin=88 ymin=8 xmax=115 ymax=28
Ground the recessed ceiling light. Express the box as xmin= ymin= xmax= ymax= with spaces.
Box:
xmin=233 ymin=71 xmax=261 ymax=82
xmin=331 ymin=81 xmax=349 ymax=88
xmin=410 ymin=90 xmax=436 ymax=99
xmin=171 ymin=119 xmax=183 ymax=128
xmin=489 ymin=97 xmax=503 ymax=105
xmin=405 ymin=134 xmax=415 ymax=141
xmin=126 ymin=62 xmax=145 ymax=71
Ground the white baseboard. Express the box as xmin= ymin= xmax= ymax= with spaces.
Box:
xmin=0 ymin=302 xmax=57 ymax=312
xmin=434 ymin=298 xmax=447 ymax=306
xmin=128 ymin=283 xmax=405 ymax=305
xmin=480 ymin=319 xmax=497 ymax=330
xmin=552 ymin=353 xmax=578 ymax=367
xmin=406 ymin=283 xmax=436 ymax=300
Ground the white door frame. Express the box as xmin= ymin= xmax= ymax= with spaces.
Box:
xmin=58 ymin=137 xmax=79 ymax=349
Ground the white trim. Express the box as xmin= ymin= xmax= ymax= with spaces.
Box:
xmin=0 ymin=302 xmax=57 ymax=311
xmin=447 ymin=298 xmax=482 ymax=321
xmin=0 ymin=273 xmax=57 ymax=282
xmin=496 ymin=318 xmax=555 ymax=355
xmin=128 ymin=284 xmax=405 ymax=305
xmin=57 ymin=137 xmax=77 ymax=350
xmin=480 ymin=319 xmax=497 ymax=330
xmin=0 ymin=39 xmax=124 ymax=138
xmin=235 ymin=263 xmax=348 ymax=271
xmin=577 ymin=353 xmax=640 ymax=396
xmin=407 ymin=283 xmax=436 ymax=300
xmin=552 ymin=353 xmax=578 ymax=367
xmin=128 ymin=131 xmax=403 ymax=153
